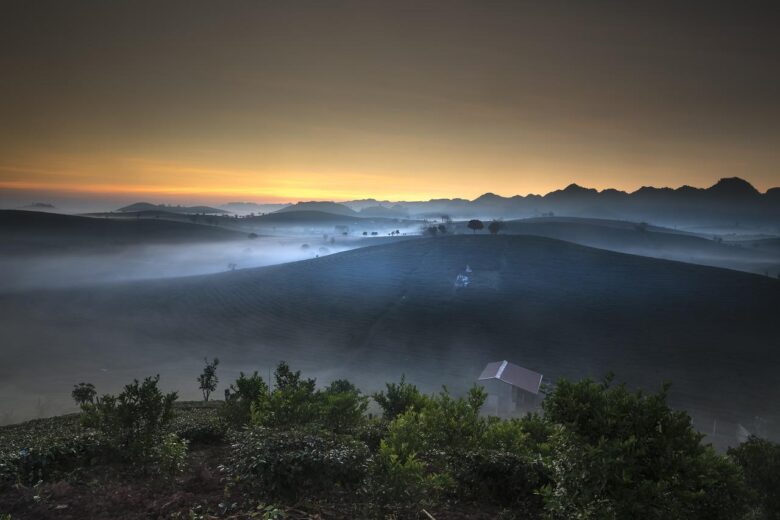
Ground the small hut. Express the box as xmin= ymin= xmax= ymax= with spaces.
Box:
xmin=478 ymin=360 xmax=543 ymax=416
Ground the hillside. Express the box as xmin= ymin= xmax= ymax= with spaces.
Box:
xmin=1 ymin=235 xmax=777 ymax=435
xmin=117 ymin=202 xmax=227 ymax=214
xmin=460 ymin=217 xmax=780 ymax=276
xmin=0 ymin=210 xmax=248 ymax=254
xmin=275 ymin=201 xmax=358 ymax=216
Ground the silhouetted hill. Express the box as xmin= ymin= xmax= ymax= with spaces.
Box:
xmin=245 ymin=210 xmax=363 ymax=224
xmin=117 ymin=202 xmax=227 ymax=214
xmin=219 ymin=202 xmax=290 ymax=214
xmin=275 ymin=201 xmax=357 ymax=216
xmin=20 ymin=202 xmax=56 ymax=210
xmin=356 ymin=178 xmax=779 ymax=230
xmin=2 ymin=235 xmax=777 ymax=431
xmin=0 ymin=210 xmax=246 ymax=254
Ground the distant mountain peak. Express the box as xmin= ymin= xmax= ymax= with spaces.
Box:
xmin=474 ymin=192 xmax=505 ymax=202
xmin=117 ymin=202 xmax=227 ymax=214
xmin=275 ymin=201 xmax=357 ymax=216
xmin=708 ymin=177 xmax=759 ymax=196
xmin=547 ymin=184 xmax=598 ymax=197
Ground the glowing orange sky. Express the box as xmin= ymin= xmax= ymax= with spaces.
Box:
xmin=1 ymin=2 xmax=778 ymax=205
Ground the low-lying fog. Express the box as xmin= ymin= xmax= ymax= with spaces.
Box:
xmin=0 ymin=236 xmax=371 ymax=293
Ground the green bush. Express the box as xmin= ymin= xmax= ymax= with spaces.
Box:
xmin=251 ymin=363 xmax=319 ymax=429
xmin=451 ymin=449 xmax=545 ymax=513
xmin=381 ymin=386 xmax=486 ymax=462
xmin=540 ymin=377 xmax=749 ymax=520
xmin=156 ymin=433 xmax=189 ymax=479
xmin=81 ymin=375 xmax=178 ymax=465
xmin=729 ymin=436 xmax=780 ymax=520
xmin=1 ymin=430 xmax=105 ymax=488
xmin=227 ymin=427 xmax=369 ymax=501
xmin=319 ymin=379 xmax=369 ymax=434
xmin=220 ymin=371 xmax=268 ymax=426
xmin=168 ymin=406 xmax=226 ymax=444
xmin=372 ymin=375 xmax=427 ymax=421
xmin=450 ymin=416 xmax=548 ymax=511
xmin=367 ymin=439 xmax=430 ymax=514
xmin=245 ymin=364 xmax=369 ymax=434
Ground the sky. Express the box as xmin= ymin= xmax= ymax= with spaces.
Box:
xmin=1 ymin=0 xmax=779 ymax=207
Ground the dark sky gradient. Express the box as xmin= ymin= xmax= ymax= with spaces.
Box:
xmin=1 ymin=0 xmax=778 ymax=203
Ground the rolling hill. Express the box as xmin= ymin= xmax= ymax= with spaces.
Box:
xmin=116 ymin=202 xmax=227 ymax=214
xmin=0 ymin=210 xmax=248 ymax=254
xmin=274 ymin=201 xmax=358 ymax=216
xmin=1 ymin=235 xmax=777 ymax=438
xmin=457 ymin=217 xmax=780 ymax=276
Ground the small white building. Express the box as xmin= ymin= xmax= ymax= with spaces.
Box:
xmin=478 ymin=360 xmax=543 ymax=416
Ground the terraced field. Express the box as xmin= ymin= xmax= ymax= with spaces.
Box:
xmin=1 ymin=235 xmax=778 ymax=438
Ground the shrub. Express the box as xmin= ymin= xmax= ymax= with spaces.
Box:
xmin=250 ymin=362 xmax=319 ymax=429
xmin=168 ymin=406 xmax=226 ymax=445
xmin=81 ymin=375 xmax=178 ymax=465
xmin=729 ymin=436 xmax=780 ymax=519
xmin=451 ymin=449 xmax=545 ymax=513
xmin=540 ymin=377 xmax=749 ymax=520
xmin=381 ymin=386 xmax=486 ymax=460
xmin=221 ymin=371 xmax=268 ymax=426
xmin=156 ymin=433 xmax=189 ymax=479
xmin=1 ymin=429 xmax=106 ymax=487
xmin=372 ymin=375 xmax=427 ymax=421
xmin=319 ymin=379 xmax=369 ymax=434
xmin=368 ymin=439 xmax=429 ymax=514
xmin=227 ymin=428 xmax=369 ymax=501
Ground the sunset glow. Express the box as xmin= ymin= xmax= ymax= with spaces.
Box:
xmin=1 ymin=2 xmax=778 ymax=207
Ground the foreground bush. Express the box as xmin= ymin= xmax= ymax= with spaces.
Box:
xmin=540 ymin=377 xmax=749 ymax=520
xmin=5 ymin=365 xmax=775 ymax=519
xmin=226 ymin=428 xmax=370 ymax=501
xmin=220 ymin=371 xmax=268 ymax=426
xmin=0 ymin=424 xmax=105 ymax=488
xmin=80 ymin=375 xmax=183 ymax=470
xmin=376 ymin=386 xmax=548 ymax=514
xmin=168 ymin=405 xmax=226 ymax=444
xmin=729 ymin=436 xmax=780 ymax=520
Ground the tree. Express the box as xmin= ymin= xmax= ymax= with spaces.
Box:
xmin=372 ymin=375 xmax=427 ymax=421
xmin=487 ymin=220 xmax=503 ymax=235
xmin=540 ymin=377 xmax=749 ymax=520
xmin=320 ymin=379 xmax=369 ymax=434
xmin=467 ymin=219 xmax=484 ymax=233
xmin=251 ymin=362 xmax=319 ymax=429
xmin=729 ymin=436 xmax=780 ymax=519
xmin=81 ymin=375 xmax=178 ymax=463
xmin=72 ymin=382 xmax=97 ymax=406
xmin=197 ymin=357 xmax=220 ymax=401
xmin=221 ymin=371 xmax=268 ymax=426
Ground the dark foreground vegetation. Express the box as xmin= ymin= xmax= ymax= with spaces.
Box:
xmin=1 ymin=364 xmax=778 ymax=520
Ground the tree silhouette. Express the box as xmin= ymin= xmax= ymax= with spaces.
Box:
xmin=198 ymin=357 xmax=220 ymax=401
xmin=467 ymin=219 xmax=484 ymax=233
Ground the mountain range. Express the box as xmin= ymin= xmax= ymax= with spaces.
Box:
xmin=113 ymin=178 xmax=779 ymax=230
